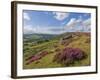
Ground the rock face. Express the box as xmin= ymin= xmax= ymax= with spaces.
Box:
xmin=53 ymin=48 xmax=86 ymax=66
xmin=60 ymin=34 xmax=73 ymax=45
xmin=62 ymin=35 xmax=73 ymax=40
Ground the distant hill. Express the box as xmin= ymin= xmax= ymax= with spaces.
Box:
xmin=23 ymin=33 xmax=58 ymax=42
xmin=23 ymin=32 xmax=90 ymax=42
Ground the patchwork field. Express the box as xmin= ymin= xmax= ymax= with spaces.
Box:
xmin=23 ymin=32 xmax=91 ymax=69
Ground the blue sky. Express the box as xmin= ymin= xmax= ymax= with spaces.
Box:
xmin=23 ymin=10 xmax=91 ymax=34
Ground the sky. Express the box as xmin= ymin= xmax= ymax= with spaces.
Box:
xmin=23 ymin=10 xmax=91 ymax=34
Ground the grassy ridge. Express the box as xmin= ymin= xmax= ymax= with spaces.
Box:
xmin=23 ymin=32 xmax=91 ymax=69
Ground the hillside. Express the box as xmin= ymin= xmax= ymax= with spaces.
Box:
xmin=23 ymin=32 xmax=91 ymax=69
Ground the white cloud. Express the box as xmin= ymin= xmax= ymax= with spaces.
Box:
xmin=23 ymin=13 xmax=31 ymax=21
xmin=82 ymin=18 xmax=91 ymax=31
xmin=66 ymin=16 xmax=82 ymax=28
xmin=66 ymin=18 xmax=76 ymax=27
xmin=53 ymin=12 xmax=69 ymax=21
xmin=24 ymin=25 xmax=35 ymax=34
xmin=65 ymin=17 xmax=82 ymax=31
xmin=82 ymin=18 xmax=91 ymax=27
xmin=64 ymin=16 xmax=91 ymax=32
xmin=24 ymin=18 xmax=91 ymax=34
xmin=24 ymin=25 xmax=66 ymax=34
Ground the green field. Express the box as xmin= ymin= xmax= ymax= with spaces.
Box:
xmin=23 ymin=32 xmax=91 ymax=69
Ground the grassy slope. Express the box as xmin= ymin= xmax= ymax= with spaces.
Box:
xmin=23 ymin=32 xmax=91 ymax=69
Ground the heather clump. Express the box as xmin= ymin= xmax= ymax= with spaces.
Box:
xmin=53 ymin=48 xmax=86 ymax=66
